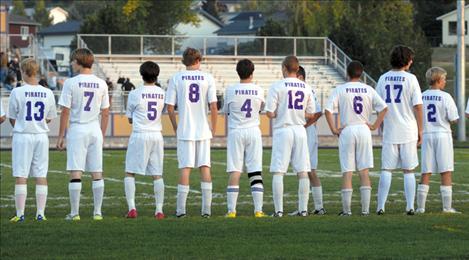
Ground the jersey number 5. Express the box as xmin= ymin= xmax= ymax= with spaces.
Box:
xmin=25 ymin=101 xmax=45 ymax=121
xmin=147 ymin=101 xmax=158 ymax=120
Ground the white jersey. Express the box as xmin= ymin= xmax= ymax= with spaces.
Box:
xmin=0 ymin=98 xmax=5 ymax=117
xmin=265 ymin=77 xmax=315 ymax=129
xmin=422 ymin=89 xmax=459 ymax=134
xmin=325 ymin=82 xmax=387 ymax=127
xmin=312 ymin=88 xmax=322 ymax=113
xmin=466 ymin=97 xmax=469 ymax=114
xmin=376 ymin=70 xmax=423 ymax=144
xmin=224 ymin=83 xmax=264 ymax=129
xmin=126 ymin=85 xmax=165 ymax=132
xmin=165 ymin=70 xmax=217 ymax=140
xmin=7 ymin=84 xmax=57 ymax=133
xmin=58 ymin=74 xmax=110 ymax=124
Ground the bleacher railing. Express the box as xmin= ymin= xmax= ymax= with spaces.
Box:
xmin=77 ymin=34 xmax=376 ymax=87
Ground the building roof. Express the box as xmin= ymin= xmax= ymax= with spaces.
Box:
xmin=216 ymin=11 xmax=264 ymax=35
xmin=437 ymin=5 xmax=469 ymax=20
xmin=8 ymin=14 xmax=40 ymax=26
xmin=38 ymin=20 xmax=81 ymax=35
xmin=199 ymin=8 xmax=224 ymax=27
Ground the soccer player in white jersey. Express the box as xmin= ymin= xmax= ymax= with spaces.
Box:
xmin=325 ymin=61 xmax=388 ymax=216
xmin=124 ymin=61 xmax=166 ymax=219
xmin=297 ymin=65 xmax=326 ymax=215
xmin=7 ymin=58 xmax=57 ymax=222
xmin=165 ymin=48 xmax=218 ymax=218
xmin=265 ymin=56 xmax=316 ymax=217
xmin=375 ymin=45 xmax=423 ymax=215
xmin=0 ymin=98 xmax=5 ymax=124
xmin=57 ymin=48 xmax=110 ymax=221
xmin=466 ymin=97 xmax=469 ymax=118
xmin=224 ymin=59 xmax=265 ymax=218
xmin=416 ymin=67 xmax=460 ymax=214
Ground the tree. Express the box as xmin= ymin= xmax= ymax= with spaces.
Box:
xmin=34 ymin=0 xmax=53 ymax=27
xmin=11 ymin=0 xmax=26 ymax=16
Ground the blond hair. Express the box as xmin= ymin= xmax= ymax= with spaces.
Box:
xmin=425 ymin=67 xmax=447 ymax=86
xmin=20 ymin=58 xmax=39 ymax=77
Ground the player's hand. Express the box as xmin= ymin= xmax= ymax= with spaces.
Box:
xmin=332 ymin=127 xmax=342 ymax=136
xmin=56 ymin=136 xmax=65 ymax=151
xmin=417 ymin=131 xmax=423 ymax=146
xmin=367 ymin=123 xmax=377 ymax=131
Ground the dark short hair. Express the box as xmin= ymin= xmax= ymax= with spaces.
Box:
xmin=297 ymin=65 xmax=305 ymax=80
xmin=236 ymin=59 xmax=255 ymax=79
xmin=390 ymin=45 xmax=414 ymax=69
xmin=347 ymin=61 xmax=363 ymax=79
xmin=282 ymin=56 xmax=299 ymax=73
xmin=139 ymin=61 xmax=160 ymax=83
xmin=71 ymin=48 xmax=94 ymax=69
xmin=182 ymin=47 xmax=202 ymax=66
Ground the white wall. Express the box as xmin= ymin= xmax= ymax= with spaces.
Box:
xmin=441 ymin=6 xmax=469 ymax=46
xmin=175 ymin=13 xmax=222 ymax=51
xmin=49 ymin=8 xmax=68 ymax=25
xmin=41 ymin=34 xmax=74 ymax=68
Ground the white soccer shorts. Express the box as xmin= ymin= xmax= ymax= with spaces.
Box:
xmin=177 ymin=139 xmax=211 ymax=168
xmin=306 ymin=125 xmax=319 ymax=170
xmin=421 ymin=132 xmax=454 ymax=174
xmin=338 ymin=124 xmax=373 ymax=173
xmin=126 ymin=132 xmax=164 ymax=176
xmin=226 ymin=127 xmax=263 ymax=173
xmin=66 ymin=122 xmax=103 ymax=172
xmin=12 ymin=133 xmax=49 ymax=178
xmin=381 ymin=140 xmax=418 ymax=171
xmin=270 ymin=125 xmax=310 ymax=173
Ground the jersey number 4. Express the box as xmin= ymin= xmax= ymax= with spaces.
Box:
xmin=25 ymin=101 xmax=45 ymax=121
xmin=384 ymin=84 xmax=403 ymax=103
xmin=241 ymin=99 xmax=252 ymax=118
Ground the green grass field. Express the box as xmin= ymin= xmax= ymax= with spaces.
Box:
xmin=1 ymin=148 xmax=469 ymax=259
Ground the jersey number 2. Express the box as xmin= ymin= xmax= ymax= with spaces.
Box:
xmin=25 ymin=101 xmax=45 ymax=121
xmin=427 ymin=104 xmax=437 ymax=122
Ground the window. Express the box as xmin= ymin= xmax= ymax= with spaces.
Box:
xmin=449 ymin=21 xmax=468 ymax=35
xmin=20 ymin=26 xmax=28 ymax=40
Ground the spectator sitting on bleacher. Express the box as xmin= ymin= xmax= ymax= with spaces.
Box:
xmin=8 ymin=57 xmax=22 ymax=87
xmin=4 ymin=73 xmax=16 ymax=91
xmin=0 ymin=52 xmax=8 ymax=88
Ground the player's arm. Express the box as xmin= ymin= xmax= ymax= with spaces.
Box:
xmin=210 ymin=102 xmax=218 ymax=134
xmin=57 ymin=107 xmax=70 ymax=150
xmin=324 ymin=109 xmax=340 ymax=136
xmin=305 ymin=111 xmax=322 ymax=127
xmin=369 ymin=107 xmax=388 ymax=130
xmin=166 ymin=104 xmax=177 ymax=133
xmin=100 ymin=107 xmax=110 ymax=137
xmin=413 ymin=104 xmax=423 ymax=145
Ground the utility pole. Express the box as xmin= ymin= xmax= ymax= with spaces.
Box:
xmin=456 ymin=0 xmax=466 ymax=141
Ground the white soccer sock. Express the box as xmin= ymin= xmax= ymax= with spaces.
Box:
xmin=176 ymin=184 xmax=189 ymax=216
xmin=124 ymin=177 xmax=136 ymax=211
xmin=35 ymin=185 xmax=48 ymax=217
xmin=251 ymin=183 xmax=264 ymax=213
xmin=440 ymin=185 xmax=452 ymax=211
xmin=68 ymin=182 xmax=82 ymax=216
xmin=377 ymin=171 xmax=392 ymax=211
xmin=416 ymin=184 xmax=430 ymax=211
xmin=201 ymin=182 xmax=212 ymax=215
xmin=341 ymin=189 xmax=353 ymax=214
xmin=298 ymin=178 xmax=309 ymax=212
xmin=226 ymin=185 xmax=239 ymax=213
xmin=272 ymin=174 xmax=284 ymax=213
xmin=14 ymin=184 xmax=27 ymax=217
xmin=154 ymin=179 xmax=164 ymax=214
xmin=404 ymin=173 xmax=416 ymax=211
xmin=360 ymin=186 xmax=372 ymax=214
xmin=311 ymin=186 xmax=324 ymax=210
xmin=92 ymin=179 xmax=105 ymax=216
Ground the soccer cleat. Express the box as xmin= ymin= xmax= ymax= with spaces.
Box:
xmin=201 ymin=214 xmax=211 ymax=218
xmin=10 ymin=215 xmax=25 ymax=223
xmin=415 ymin=208 xmax=425 ymax=214
xmin=65 ymin=214 xmax=80 ymax=221
xmin=93 ymin=214 xmax=103 ymax=221
xmin=176 ymin=213 xmax=186 ymax=218
xmin=271 ymin=211 xmax=283 ymax=218
xmin=288 ymin=210 xmax=300 ymax=216
xmin=254 ymin=211 xmax=266 ymax=218
xmin=35 ymin=215 xmax=47 ymax=221
xmin=338 ymin=211 xmax=351 ymax=216
xmin=376 ymin=209 xmax=385 ymax=215
xmin=225 ymin=212 xmax=237 ymax=218
xmin=155 ymin=212 xmax=165 ymax=220
xmin=297 ymin=211 xmax=308 ymax=217
xmin=312 ymin=208 xmax=327 ymax=215
xmin=406 ymin=209 xmax=415 ymax=216
xmin=126 ymin=209 xmax=138 ymax=219
xmin=442 ymin=208 xmax=461 ymax=214
xmin=361 ymin=212 xmax=370 ymax=216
